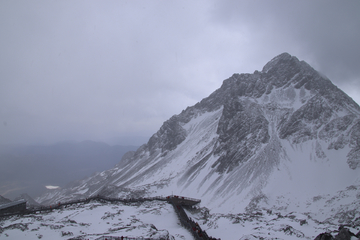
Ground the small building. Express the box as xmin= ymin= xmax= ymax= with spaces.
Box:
xmin=0 ymin=199 xmax=27 ymax=215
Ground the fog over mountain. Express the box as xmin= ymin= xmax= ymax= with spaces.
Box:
xmin=0 ymin=141 xmax=138 ymax=199
xmin=1 ymin=1 xmax=359 ymax=147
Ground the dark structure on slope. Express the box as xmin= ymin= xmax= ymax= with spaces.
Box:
xmin=168 ymin=195 xmax=218 ymax=240
xmin=314 ymin=226 xmax=360 ymax=240
xmin=0 ymin=199 xmax=26 ymax=215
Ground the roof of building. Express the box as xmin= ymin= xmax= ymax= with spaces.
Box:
xmin=0 ymin=199 xmax=26 ymax=210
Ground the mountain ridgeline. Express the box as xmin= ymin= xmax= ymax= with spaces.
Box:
xmin=37 ymin=53 xmax=360 ymax=218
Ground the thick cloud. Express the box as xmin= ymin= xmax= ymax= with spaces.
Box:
xmin=210 ymin=0 xmax=360 ymax=99
xmin=0 ymin=0 xmax=359 ymax=145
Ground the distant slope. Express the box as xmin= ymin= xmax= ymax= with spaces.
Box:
xmin=0 ymin=141 xmax=138 ymax=199
xmin=0 ymin=195 xmax=11 ymax=205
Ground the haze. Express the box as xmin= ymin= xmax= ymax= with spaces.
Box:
xmin=1 ymin=0 xmax=360 ymax=146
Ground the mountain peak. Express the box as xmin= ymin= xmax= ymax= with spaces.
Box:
xmin=262 ymin=52 xmax=298 ymax=73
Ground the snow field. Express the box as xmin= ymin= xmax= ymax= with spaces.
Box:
xmin=0 ymin=200 xmax=193 ymax=240
xmin=184 ymin=205 xmax=359 ymax=240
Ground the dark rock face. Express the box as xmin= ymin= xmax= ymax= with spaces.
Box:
xmin=319 ymin=115 xmax=356 ymax=142
xmin=314 ymin=232 xmax=334 ymax=240
xmin=147 ymin=115 xmax=187 ymax=154
xmin=213 ymin=99 xmax=270 ymax=173
xmin=347 ymin=121 xmax=360 ymax=169
xmin=334 ymin=227 xmax=357 ymax=240
xmin=314 ymin=227 xmax=358 ymax=240
xmin=263 ymin=52 xmax=305 ymax=88
xmin=278 ymin=95 xmax=334 ymax=143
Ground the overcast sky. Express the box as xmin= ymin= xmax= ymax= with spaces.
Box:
xmin=1 ymin=0 xmax=359 ymax=146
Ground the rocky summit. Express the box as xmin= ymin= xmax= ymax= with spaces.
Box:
xmin=33 ymin=53 xmax=360 ymax=239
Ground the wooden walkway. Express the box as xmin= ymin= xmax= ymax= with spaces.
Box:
xmin=0 ymin=195 xmax=170 ymax=217
xmin=166 ymin=195 xmax=201 ymax=206
xmin=168 ymin=196 xmax=218 ymax=240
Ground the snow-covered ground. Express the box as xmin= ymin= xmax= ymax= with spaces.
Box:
xmin=2 ymin=187 xmax=360 ymax=240
xmin=185 ymin=185 xmax=360 ymax=240
xmin=0 ymin=200 xmax=193 ymax=240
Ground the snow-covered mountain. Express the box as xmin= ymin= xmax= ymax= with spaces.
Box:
xmin=37 ymin=53 xmax=360 ymax=224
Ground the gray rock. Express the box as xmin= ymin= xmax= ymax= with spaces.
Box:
xmin=334 ymin=227 xmax=357 ymax=240
xmin=314 ymin=232 xmax=334 ymax=240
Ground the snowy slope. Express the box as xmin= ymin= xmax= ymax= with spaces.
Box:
xmin=36 ymin=53 xmax=360 ymax=233
xmin=0 ymin=200 xmax=192 ymax=240
xmin=3 ymin=190 xmax=360 ymax=240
